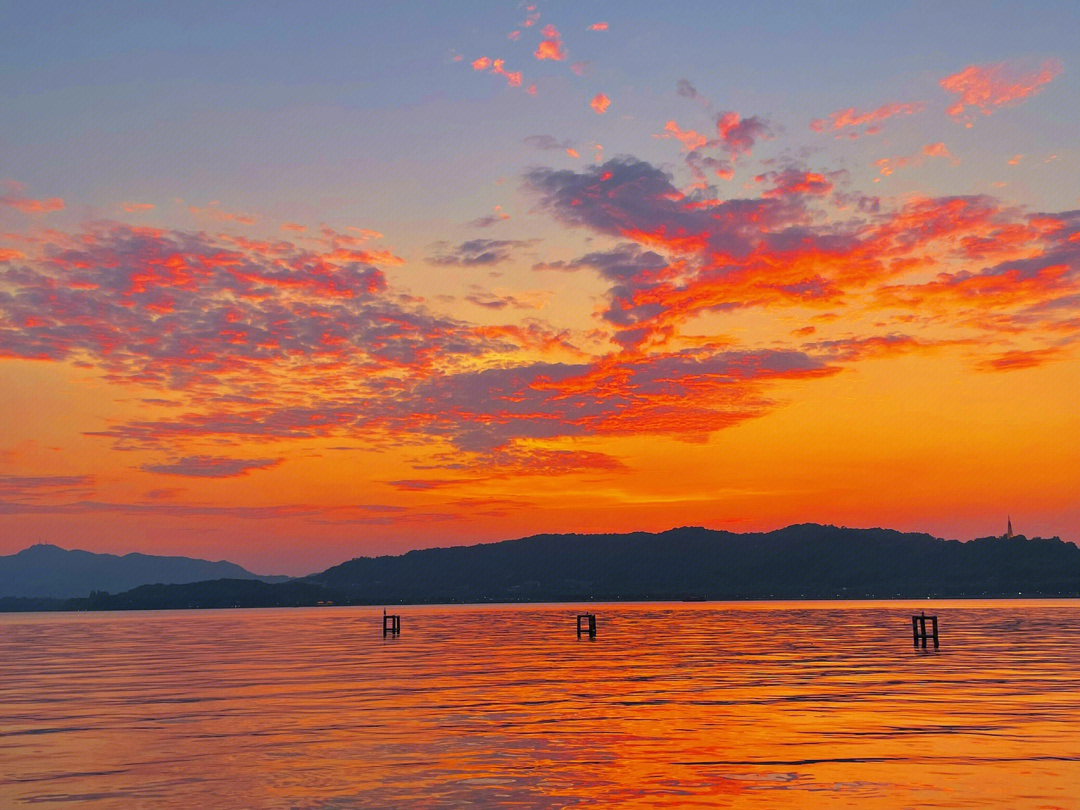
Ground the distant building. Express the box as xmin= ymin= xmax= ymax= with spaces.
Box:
xmin=1005 ymin=516 xmax=1014 ymax=539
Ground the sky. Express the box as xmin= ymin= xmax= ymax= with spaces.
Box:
xmin=2 ymin=1 xmax=1078 ymax=574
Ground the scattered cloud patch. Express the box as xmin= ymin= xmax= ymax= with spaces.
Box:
xmin=941 ymin=59 xmax=1062 ymax=122
xmin=141 ymin=455 xmax=284 ymax=477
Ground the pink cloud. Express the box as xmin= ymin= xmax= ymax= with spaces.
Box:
xmin=589 ymin=22 xmax=608 ymax=31
xmin=715 ymin=111 xmax=771 ymax=158
xmin=122 ymin=202 xmax=155 ymax=213
xmin=590 ymin=93 xmax=610 ymax=114
xmin=940 ymin=59 xmax=1063 ymax=120
xmin=810 ymin=101 xmax=925 ymax=133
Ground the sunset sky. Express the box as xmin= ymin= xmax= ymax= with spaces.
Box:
xmin=2 ymin=2 xmax=1078 ymax=574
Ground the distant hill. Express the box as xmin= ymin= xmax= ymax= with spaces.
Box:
xmin=0 ymin=543 xmax=288 ymax=599
xmin=2 ymin=525 xmax=1077 ymax=611
xmin=306 ymin=524 xmax=1080 ymax=603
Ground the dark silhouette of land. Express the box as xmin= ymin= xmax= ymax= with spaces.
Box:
xmin=2 ymin=525 xmax=1077 ymax=612
xmin=0 ymin=543 xmax=288 ymax=599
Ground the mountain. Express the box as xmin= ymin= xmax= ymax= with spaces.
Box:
xmin=3 ymin=525 xmax=1077 ymax=612
xmin=306 ymin=524 xmax=1080 ymax=603
xmin=0 ymin=543 xmax=288 ymax=599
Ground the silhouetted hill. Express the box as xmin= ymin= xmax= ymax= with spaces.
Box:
xmin=307 ymin=525 xmax=1080 ymax=602
xmin=2 ymin=525 xmax=1077 ymax=612
xmin=0 ymin=543 xmax=288 ymax=598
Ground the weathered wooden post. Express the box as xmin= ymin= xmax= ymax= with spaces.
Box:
xmin=383 ymin=609 xmax=400 ymax=637
xmin=911 ymin=611 xmax=938 ymax=648
xmin=577 ymin=612 xmax=597 ymax=639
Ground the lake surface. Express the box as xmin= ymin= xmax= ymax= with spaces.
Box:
xmin=2 ymin=601 xmax=1079 ymax=809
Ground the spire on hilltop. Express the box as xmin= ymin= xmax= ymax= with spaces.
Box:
xmin=1006 ymin=516 xmax=1014 ymax=539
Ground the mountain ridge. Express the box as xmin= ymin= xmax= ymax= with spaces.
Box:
xmin=0 ymin=542 xmax=289 ymax=599
xmin=2 ymin=524 xmax=1077 ymax=611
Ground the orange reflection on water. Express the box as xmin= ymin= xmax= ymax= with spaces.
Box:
xmin=2 ymin=600 xmax=1079 ymax=808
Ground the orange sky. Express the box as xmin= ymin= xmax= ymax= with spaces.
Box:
xmin=2 ymin=5 xmax=1078 ymax=573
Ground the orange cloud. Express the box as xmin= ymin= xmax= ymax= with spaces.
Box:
xmin=590 ymin=93 xmax=610 ymax=114
xmin=0 ymin=180 xmax=65 ymax=214
xmin=280 ymin=222 xmax=307 ymax=232
xmin=940 ymin=59 xmax=1062 ymax=120
xmin=491 ymin=59 xmax=522 ymax=87
xmin=535 ymin=26 xmax=566 ymax=61
xmin=471 ymin=57 xmax=491 ymax=71
xmin=656 ymin=120 xmax=709 ymax=152
xmin=589 ymin=22 xmax=608 ymax=31
xmin=923 ymin=142 xmax=951 ymax=158
xmin=122 ymin=202 xmax=155 ymax=212
xmin=187 ymin=202 xmax=256 ymax=225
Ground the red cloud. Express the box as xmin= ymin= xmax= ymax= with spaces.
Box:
xmin=977 ymin=347 xmax=1063 ymax=372
xmin=940 ymin=59 xmax=1062 ymax=120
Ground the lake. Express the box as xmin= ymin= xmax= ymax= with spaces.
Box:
xmin=2 ymin=601 xmax=1078 ymax=808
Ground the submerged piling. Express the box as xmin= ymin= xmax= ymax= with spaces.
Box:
xmin=911 ymin=612 xmax=938 ymax=648
xmin=577 ymin=612 xmax=597 ymax=639
xmin=383 ymin=609 xmax=401 ymax=637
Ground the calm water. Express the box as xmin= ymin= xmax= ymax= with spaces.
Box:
xmin=2 ymin=601 xmax=1078 ymax=809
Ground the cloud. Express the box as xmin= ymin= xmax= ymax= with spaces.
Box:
xmin=122 ymin=202 xmax=155 ymax=213
xmin=656 ymin=120 xmax=710 ymax=152
xmin=811 ymin=101 xmax=924 ymax=134
xmin=0 ymin=474 xmax=95 ymax=499
xmin=588 ymin=22 xmax=608 ymax=31
xmin=1 ymin=181 xmax=65 ymax=214
xmin=715 ymin=111 xmax=771 ymax=158
xmin=756 ymin=169 xmax=835 ymax=198
xmin=977 ymin=347 xmax=1064 ymax=372
xmin=535 ymin=25 xmax=566 ymax=61
xmin=940 ymin=59 xmax=1062 ymax=121
xmin=0 ymin=499 xmax=406 ymax=521
xmin=141 ymin=455 xmax=284 ymax=477
xmin=0 ymin=223 xmax=509 ymax=396
xmin=468 ymin=206 xmax=511 ymax=228
xmin=471 ymin=57 xmax=523 ymax=88
xmin=590 ymin=93 xmax=610 ymax=114
xmin=186 ymin=201 xmax=256 ymax=225
xmin=876 ymin=143 xmax=955 ymax=176
xmin=524 ymin=135 xmax=576 ymax=152
xmin=676 ymin=79 xmax=700 ymax=100
xmin=428 ymin=238 xmax=532 ymax=266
